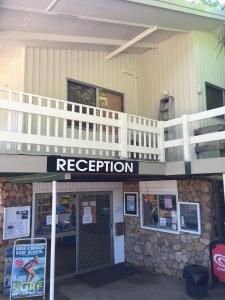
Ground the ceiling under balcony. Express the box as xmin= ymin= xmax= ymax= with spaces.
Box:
xmin=0 ymin=0 xmax=224 ymax=56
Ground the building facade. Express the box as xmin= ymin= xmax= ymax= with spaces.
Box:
xmin=0 ymin=0 xmax=225 ymax=294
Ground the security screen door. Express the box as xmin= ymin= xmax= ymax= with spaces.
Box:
xmin=77 ymin=192 xmax=113 ymax=273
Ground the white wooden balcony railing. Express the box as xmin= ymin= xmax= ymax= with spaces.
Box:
xmin=0 ymin=89 xmax=163 ymax=161
xmin=0 ymin=88 xmax=225 ymax=163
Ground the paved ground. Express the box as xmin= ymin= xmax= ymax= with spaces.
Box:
xmin=1 ymin=270 xmax=225 ymax=300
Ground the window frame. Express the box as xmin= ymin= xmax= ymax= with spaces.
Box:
xmin=205 ymin=82 xmax=225 ymax=111
xmin=178 ymin=202 xmax=201 ymax=235
xmin=67 ymin=78 xmax=124 ymax=112
xmin=140 ymin=191 xmax=179 ymax=235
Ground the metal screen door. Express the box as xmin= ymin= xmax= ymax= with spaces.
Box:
xmin=77 ymin=192 xmax=113 ymax=273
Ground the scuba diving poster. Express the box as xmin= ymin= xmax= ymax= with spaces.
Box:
xmin=11 ymin=243 xmax=46 ymax=298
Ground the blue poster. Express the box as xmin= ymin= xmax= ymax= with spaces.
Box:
xmin=127 ymin=195 xmax=135 ymax=212
xmin=11 ymin=243 xmax=46 ymax=298
xmin=4 ymin=247 xmax=13 ymax=295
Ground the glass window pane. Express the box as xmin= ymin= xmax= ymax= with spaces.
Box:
xmin=180 ymin=203 xmax=199 ymax=232
xmin=142 ymin=194 xmax=178 ymax=232
xmin=68 ymin=81 xmax=96 ymax=107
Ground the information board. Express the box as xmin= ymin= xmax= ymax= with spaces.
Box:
xmin=3 ymin=206 xmax=31 ymax=240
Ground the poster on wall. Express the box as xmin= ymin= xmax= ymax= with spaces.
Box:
xmin=124 ymin=192 xmax=138 ymax=216
xmin=4 ymin=247 xmax=13 ymax=295
xmin=82 ymin=201 xmax=96 ymax=224
xmin=3 ymin=206 xmax=31 ymax=240
xmin=11 ymin=243 xmax=47 ymax=298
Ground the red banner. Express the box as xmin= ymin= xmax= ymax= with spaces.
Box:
xmin=212 ymin=243 xmax=225 ymax=283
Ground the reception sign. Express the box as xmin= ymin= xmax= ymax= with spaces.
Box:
xmin=210 ymin=240 xmax=225 ymax=285
xmin=11 ymin=243 xmax=47 ymax=298
xmin=47 ymin=156 xmax=139 ymax=174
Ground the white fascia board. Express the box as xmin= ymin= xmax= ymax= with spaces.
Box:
xmin=125 ymin=0 xmax=225 ymax=21
xmin=0 ymin=31 xmax=158 ymax=49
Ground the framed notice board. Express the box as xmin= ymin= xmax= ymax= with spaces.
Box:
xmin=124 ymin=192 xmax=138 ymax=216
xmin=179 ymin=202 xmax=201 ymax=234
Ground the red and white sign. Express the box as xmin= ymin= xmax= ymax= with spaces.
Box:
xmin=212 ymin=244 xmax=225 ymax=283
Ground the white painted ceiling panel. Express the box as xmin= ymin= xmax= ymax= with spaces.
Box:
xmin=0 ymin=8 xmax=144 ymax=40
xmin=0 ymin=0 xmax=52 ymax=10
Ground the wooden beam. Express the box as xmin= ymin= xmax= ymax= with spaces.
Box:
xmin=46 ymin=0 xmax=60 ymax=12
xmin=0 ymin=31 xmax=159 ymax=49
xmin=106 ymin=26 xmax=158 ymax=60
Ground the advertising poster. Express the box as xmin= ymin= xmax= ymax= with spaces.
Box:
xmin=127 ymin=195 xmax=135 ymax=212
xmin=11 ymin=243 xmax=46 ymax=298
xmin=3 ymin=206 xmax=31 ymax=240
xmin=124 ymin=193 xmax=138 ymax=216
xmin=211 ymin=242 xmax=225 ymax=284
xmin=4 ymin=247 xmax=13 ymax=295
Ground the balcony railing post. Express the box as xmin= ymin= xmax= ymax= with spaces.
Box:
xmin=120 ymin=113 xmax=128 ymax=158
xmin=182 ymin=114 xmax=191 ymax=162
xmin=158 ymin=121 xmax=165 ymax=162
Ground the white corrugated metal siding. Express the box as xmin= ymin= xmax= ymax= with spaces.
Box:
xmin=138 ymin=32 xmax=197 ymax=119
xmin=24 ymin=48 xmax=142 ymax=115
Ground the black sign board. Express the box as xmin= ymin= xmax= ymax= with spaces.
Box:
xmin=47 ymin=156 xmax=139 ymax=174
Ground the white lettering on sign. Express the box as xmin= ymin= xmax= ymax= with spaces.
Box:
xmin=214 ymin=254 xmax=225 ymax=269
xmin=56 ymin=158 xmax=67 ymax=171
xmin=76 ymin=159 xmax=88 ymax=171
xmin=50 ymin=157 xmax=137 ymax=173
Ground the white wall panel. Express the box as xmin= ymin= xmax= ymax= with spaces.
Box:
xmin=193 ymin=31 xmax=225 ymax=112
xmin=24 ymin=48 xmax=141 ymax=115
xmin=0 ymin=47 xmax=25 ymax=91
xmin=138 ymin=32 xmax=197 ymax=119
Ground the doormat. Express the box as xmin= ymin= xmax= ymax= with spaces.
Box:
xmin=76 ymin=263 xmax=141 ymax=287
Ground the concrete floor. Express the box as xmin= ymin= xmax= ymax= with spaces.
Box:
xmin=1 ymin=270 xmax=225 ymax=300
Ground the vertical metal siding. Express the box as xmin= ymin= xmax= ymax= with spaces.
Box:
xmin=24 ymin=48 xmax=141 ymax=115
xmin=139 ymin=32 xmax=197 ymax=119
xmin=193 ymin=31 xmax=225 ymax=112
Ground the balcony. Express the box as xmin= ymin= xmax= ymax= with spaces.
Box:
xmin=0 ymin=88 xmax=225 ymax=165
xmin=0 ymin=89 xmax=162 ymax=161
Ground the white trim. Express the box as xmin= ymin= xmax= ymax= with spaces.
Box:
xmin=178 ymin=202 xmax=201 ymax=235
xmin=126 ymin=0 xmax=225 ymax=20
xmin=124 ymin=192 xmax=139 ymax=217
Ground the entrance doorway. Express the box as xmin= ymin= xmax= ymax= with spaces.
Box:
xmin=77 ymin=192 xmax=113 ymax=273
xmin=34 ymin=191 xmax=113 ymax=277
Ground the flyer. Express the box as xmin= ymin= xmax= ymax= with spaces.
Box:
xmin=11 ymin=243 xmax=46 ymax=298
xmin=127 ymin=195 xmax=135 ymax=212
xmin=3 ymin=206 xmax=31 ymax=240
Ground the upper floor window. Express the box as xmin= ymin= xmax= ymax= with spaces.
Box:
xmin=67 ymin=79 xmax=123 ymax=112
xmin=206 ymin=82 xmax=225 ymax=111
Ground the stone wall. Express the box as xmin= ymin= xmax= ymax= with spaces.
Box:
xmin=0 ymin=182 xmax=32 ymax=291
xmin=124 ymin=179 xmax=216 ymax=278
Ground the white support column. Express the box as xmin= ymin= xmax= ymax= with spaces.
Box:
xmin=49 ymin=181 xmax=57 ymax=300
xmin=182 ymin=114 xmax=191 ymax=161
xmin=120 ymin=113 xmax=128 ymax=158
xmin=158 ymin=121 xmax=165 ymax=162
